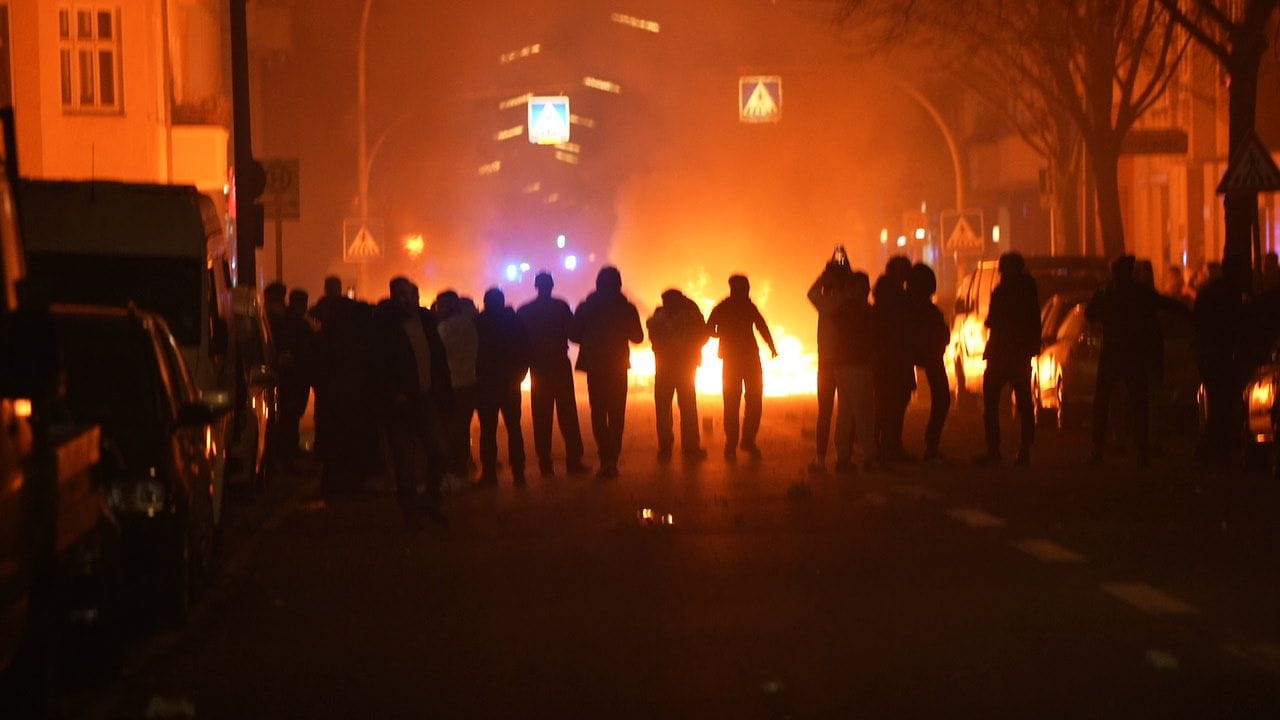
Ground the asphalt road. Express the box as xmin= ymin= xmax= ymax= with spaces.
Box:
xmin=73 ymin=392 xmax=1280 ymax=719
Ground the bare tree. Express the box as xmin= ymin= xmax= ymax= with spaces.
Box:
xmin=837 ymin=0 xmax=1189 ymax=257
xmin=1155 ymin=0 xmax=1280 ymax=263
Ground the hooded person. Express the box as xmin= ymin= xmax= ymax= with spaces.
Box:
xmin=568 ymin=266 xmax=644 ymax=479
xmin=647 ymin=288 xmax=710 ymax=462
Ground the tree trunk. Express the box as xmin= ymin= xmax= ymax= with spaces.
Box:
xmin=1222 ymin=37 xmax=1264 ymax=263
xmin=1051 ymin=160 xmax=1082 ymax=256
xmin=1090 ymin=141 xmax=1126 ymax=258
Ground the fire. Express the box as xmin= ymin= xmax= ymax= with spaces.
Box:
xmin=627 ymin=296 xmax=818 ymax=397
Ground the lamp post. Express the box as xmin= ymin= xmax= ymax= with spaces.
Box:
xmin=353 ymin=0 xmax=374 ymax=296
xmin=891 ymin=77 xmax=965 ymax=212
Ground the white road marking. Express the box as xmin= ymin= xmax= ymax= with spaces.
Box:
xmin=1222 ymin=643 xmax=1280 ymax=676
xmin=1144 ymin=650 xmax=1180 ymax=670
xmin=946 ymin=507 xmax=1007 ymax=528
xmin=1010 ymin=538 xmax=1087 ymax=564
xmin=1100 ymin=583 xmax=1198 ymax=615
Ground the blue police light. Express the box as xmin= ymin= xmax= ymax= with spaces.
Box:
xmin=556 ymin=234 xmax=567 ymax=249
xmin=505 ymin=263 xmax=519 ymax=282
xmin=564 ymin=254 xmax=578 ymax=271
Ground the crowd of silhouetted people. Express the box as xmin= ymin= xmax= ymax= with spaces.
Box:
xmin=258 ymin=244 xmax=1277 ymax=527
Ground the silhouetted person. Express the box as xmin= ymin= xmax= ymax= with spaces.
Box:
xmin=475 ymin=287 xmax=530 ymax=485
xmin=872 ymin=257 xmax=916 ymax=464
xmin=372 ymin=278 xmax=452 ymax=526
xmin=569 ymin=266 xmax=643 ymax=479
xmin=1263 ymin=252 xmax=1280 ymax=295
xmin=517 ymin=272 xmax=589 ymax=477
xmin=647 ymin=289 xmax=709 ymax=462
xmin=309 ymin=275 xmax=379 ymax=492
xmin=832 ymin=271 xmax=878 ymax=473
xmin=1085 ymin=255 xmax=1166 ymax=466
xmin=976 ymin=252 xmax=1040 ymax=466
xmin=434 ymin=290 xmax=479 ymax=479
xmin=808 ymin=253 xmax=856 ymax=471
xmin=264 ymin=281 xmax=288 ymax=341
xmin=1195 ymin=254 xmax=1251 ymax=465
xmin=275 ymin=288 xmax=314 ymax=466
xmin=907 ymin=263 xmax=950 ymax=461
xmin=709 ymin=274 xmax=778 ymax=460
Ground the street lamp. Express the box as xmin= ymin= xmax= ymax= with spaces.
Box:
xmin=357 ymin=0 xmax=373 ymax=227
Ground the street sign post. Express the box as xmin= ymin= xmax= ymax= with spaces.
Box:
xmin=739 ymin=76 xmax=781 ymax=123
xmin=260 ymin=157 xmax=299 ymax=281
xmin=1217 ymin=133 xmax=1280 ymax=194
xmin=342 ymin=219 xmax=383 ymax=264
xmin=528 ymin=96 xmax=571 ymax=145
xmin=261 ymin=158 xmax=300 ymax=219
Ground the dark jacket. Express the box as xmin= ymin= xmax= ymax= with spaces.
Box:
xmin=985 ymin=273 xmax=1041 ymax=362
xmin=569 ymin=290 xmax=643 ymax=374
xmin=871 ymin=282 xmax=916 ymax=388
xmin=1086 ymin=281 xmax=1164 ymax=373
xmin=516 ymin=295 xmax=574 ymax=372
xmin=371 ymin=300 xmax=453 ymax=412
xmin=907 ymin=296 xmax=949 ymax=366
xmin=833 ymin=298 xmax=875 ymax=367
xmin=647 ymin=294 xmax=709 ymax=373
xmin=475 ymin=306 xmax=531 ymax=388
xmin=808 ymin=272 xmax=845 ymax=363
xmin=708 ymin=297 xmax=774 ymax=365
xmin=1193 ymin=275 xmax=1248 ymax=367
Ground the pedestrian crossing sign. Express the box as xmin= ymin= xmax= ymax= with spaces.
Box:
xmin=528 ymin=96 xmax=571 ymax=145
xmin=1217 ymin=132 xmax=1280 ymax=194
xmin=739 ymin=76 xmax=781 ymax=123
xmin=940 ymin=209 xmax=985 ymax=252
xmin=343 ymin=219 xmax=383 ymax=263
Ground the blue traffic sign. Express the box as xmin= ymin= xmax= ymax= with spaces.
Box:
xmin=528 ymin=96 xmax=571 ymax=145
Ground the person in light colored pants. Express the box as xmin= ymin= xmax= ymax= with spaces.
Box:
xmin=835 ymin=365 xmax=876 ymax=469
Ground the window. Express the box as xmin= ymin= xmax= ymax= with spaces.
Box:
xmin=57 ymin=6 xmax=121 ymax=112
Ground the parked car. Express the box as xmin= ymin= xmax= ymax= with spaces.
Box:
xmin=1033 ymin=292 xmax=1199 ymax=431
xmin=51 ymin=304 xmax=225 ymax=622
xmin=20 ymin=178 xmax=238 ymax=528
xmin=226 ymin=285 xmax=278 ymax=491
xmin=947 ymin=257 xmax=1111 ymax=397
xmin=1242 ymin=340 xmax=1280 ymax=474
xmin=1 ymin=107 xmax=118 ymax=711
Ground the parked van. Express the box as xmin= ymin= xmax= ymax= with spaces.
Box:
xmin=17 ymin=179 xmax=251 ymax=525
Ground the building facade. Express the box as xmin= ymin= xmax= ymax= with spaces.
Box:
xmin=3 ymin=0 xmax=231 ymax=198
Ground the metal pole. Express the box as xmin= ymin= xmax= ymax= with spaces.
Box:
xmin=230 ymin=0 xmax=261 ymax=285
xmin=892 ymin=78 xmax=965 ymax=211
xmin=357 ymin=0 xmax=372 ymax=225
